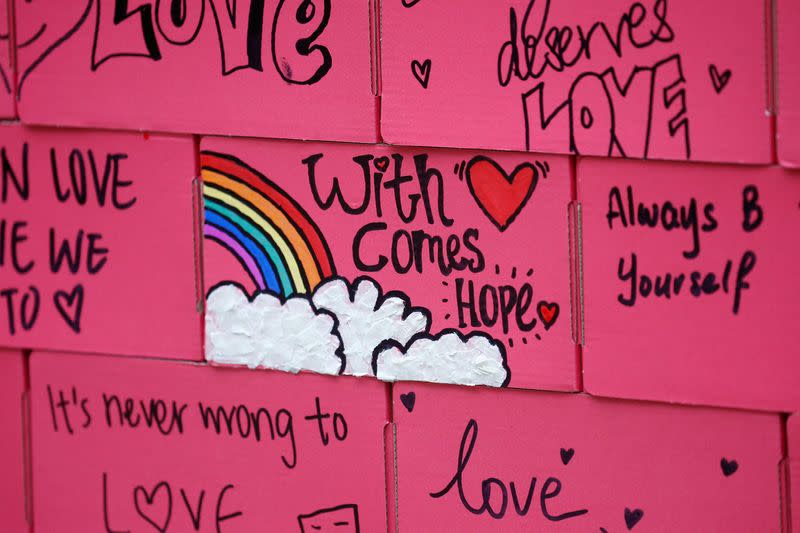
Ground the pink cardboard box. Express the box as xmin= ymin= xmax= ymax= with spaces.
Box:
xmin=381 ymin=0 xmax=772 ymax=164
xmin=200 ymin=136 xmax=577 ymax=391
xmin=0 ymin=0 xmax=14 ymax=117
xmin=30 ymin=351 xmax=389 ymax=532
xmin=391 ymin=381 xmax=783 ymax=532
xmin=777 ymin=0 xmax=800 ymax=166
xmin=0 ymin=124 xmax=201 ymax=359
xmin=0 ymin=350 xmax=27 ymax=533
xmin=14 ymin=0 xmax=377 ymax=141
xmin=578 ymin=157 xmax=800 ymax=411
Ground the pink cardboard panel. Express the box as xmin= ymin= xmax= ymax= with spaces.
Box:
xmin=392 ymin=382 xmax=783 ymax=532
xmin=0 ymin=350 xmax=27 ymax=533
xmin=200 ymin=136 xmax=576 ymax=391
xmin=578 ymin=158 xmax=800 ymax=411
xmin=15 ymin=0 xmax=376 ymax=142
xmin=0 ymin=124 xmax=201 ymax=359
xmin=0 ymin=0 xmax=14 ymax=117
xmin=777 ymin=0 xmax=800 ymax=166
xmin=30 ymin=351 xmax=389 ymax=532
xmin=381 ymin=0 xmax=772 ymax=164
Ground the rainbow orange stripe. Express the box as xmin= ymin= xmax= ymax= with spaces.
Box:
xmin=202 ymin=151 xmax=335 ymax=297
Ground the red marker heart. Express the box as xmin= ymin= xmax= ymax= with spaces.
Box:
xmin=537 ymin=301 xmax=559 ymax=330
xmin=466 ymin=156 xmax=538 ymax=231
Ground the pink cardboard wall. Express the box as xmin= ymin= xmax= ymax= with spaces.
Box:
xmin=391 ymin=382 xmax=783 ymax=532
xmin=0 ymin=350 xmax=27 ymax=533
xmin=200 ymin=136 xmax=576 ymax=391
xmin=30 ymin=351 xmax=389 ymax=532
xmin=0 ymin=0 xmax=14 ymax=117
xmin=14 ymin=0 xmax=377 ymax=141
xmin=578 ymin=158 xmax=800 ymax=411
xmin=381 ymin=0 xmax=772 ymax=164
xmin=777 ymin=0 xmax=800 ymax=166
xmin=0 ymin=124 xmax=201 ymax=359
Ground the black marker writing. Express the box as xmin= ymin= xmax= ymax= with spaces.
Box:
xmin=431 ymin=419 xmax=589 ymax=521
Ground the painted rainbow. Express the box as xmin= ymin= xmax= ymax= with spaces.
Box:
xmin=201 ymin=151 xmax=335 ymax=297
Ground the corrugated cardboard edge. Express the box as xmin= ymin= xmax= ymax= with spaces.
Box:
xmin=568 ymin=201 xmax=585 ymax=348
xmin=384 ymin=421 xmax=399 ymax=533
xmin=370 ymin=0 xmax=383 ymax=141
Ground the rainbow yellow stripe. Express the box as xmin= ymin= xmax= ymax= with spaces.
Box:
xmin=202 ymin=151 xmax=335 ymax=297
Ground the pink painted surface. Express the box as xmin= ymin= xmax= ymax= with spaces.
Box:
xmin=30 ymin=351 xmax=389 ymax=532
xmin=201 ymin=136 xmax=576 ymax=391
xmin=777 ymin=0 xmax=800 ymax=166
xmin=0 ymin=0 xmax=14 ymax=117
xmin=0 ymin=350 xmax=27 ymax=533
xmin=392 ymin=381 xmax=783 ymax=532
xmin=381 ymin=0 xmax=771 ymax=164
xmin=0 ymin=124 xmax=201 ymax=359
xmin=579 ymin=158 xmax=800 ymax=411
xmin=15 ymin=0 xmax=376 ymax=142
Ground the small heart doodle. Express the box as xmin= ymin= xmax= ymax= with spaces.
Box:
xmin=560 ymin=447 xmax=575 ymax=465
xmin=624 ymin=507 xmax=644 ymax=530
xmin=53 ymin=284 xmax=84 ymax=333
xmin=537 ymin=301 xmax=559 ymax=331
xmin=465 ymin=156 xmax=538 ymax=231
xmin=720 ymin=457 xmax=738 ymax=477
xmin=374 ymin=156 xmax=390 ymax=172
xmin=400 ymin=392 xmax=416 ymax=413
xmin=708 ymin=65 xmax=731 ymax=94
xmin=134 ymin=482 xmax=173 ymax=533
xmin=411 ymin=59 xmax=431 ymax=89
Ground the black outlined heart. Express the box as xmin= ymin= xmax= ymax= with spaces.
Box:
xmin=53 ymin=284 xmax=84 ymax=333
xmin=402 ymin=0 xmax=423 ymax=6
xmin=560 ymin=447 xmax=574 ymax=465
xmin=134 ymin=482 xmax=173 ymax=533
xmin=411 ymin=59 xmax=431 ymax=89
xmin=537 ymin=301 xmax=560 ymax=331
xmin=374 ymin=156 xmax=390 ymax=172
xmin=400 ymin=392 xmax=416 ymax=412
xmin=720 ymin=457 xmax=738 ymax=477
xmin=708 ymin=65 xmax=731 ymax=94
xmin=625 ymin=507 xmax=644 ymax=530
xmin=17 ymin=0 xmax=95 ymax=99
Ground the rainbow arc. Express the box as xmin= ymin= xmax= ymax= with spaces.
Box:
xmin=201 ymin=151 xmax=335 ymax=297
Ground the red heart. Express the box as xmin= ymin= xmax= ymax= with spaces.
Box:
xmin=537 ymin=301 xmax=560 ymax=330
xmin=466 ymin=156 xmax=538 ymax=231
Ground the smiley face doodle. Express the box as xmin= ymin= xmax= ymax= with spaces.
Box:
xmin=298 ymin=504 xmax=360 ymax=533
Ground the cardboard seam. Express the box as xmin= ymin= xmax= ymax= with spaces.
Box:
xmin=780 ymin=458 xmax=791 ymax=533
xmin=383 ymin=421 xmax=399 ymax=533
xmin=568 ymin=201 xmax=586 ymax=346
xmin=392 ymin=422 xmax=399 ymax=533
xmin=369 ymin=0 xmax=381 ymax=97
xmin=191 ymin=173 xmax=205 ymax=316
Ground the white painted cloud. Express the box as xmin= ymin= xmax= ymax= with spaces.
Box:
xmin=311 ymin=277 xmax=430 ymax=377
xmin=205 ymin=283 xmax=344 ymax=376
xmin=374 ymin=330 xmax=510 ymax=387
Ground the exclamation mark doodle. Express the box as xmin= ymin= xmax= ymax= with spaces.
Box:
xmin=454 ymin=160 xmax=466 ymax=181
xmin=535 ymin=160 xmax=550 ymax=178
